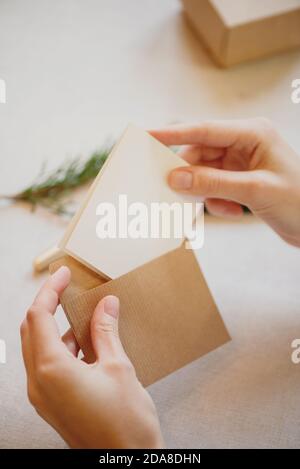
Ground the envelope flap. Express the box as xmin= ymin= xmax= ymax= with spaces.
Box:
xmin=49 ymin=255 xmax=107 ymax=301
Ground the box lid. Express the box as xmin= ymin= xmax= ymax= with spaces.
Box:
xmin=212 ymin=0 xmax=300 ymax=27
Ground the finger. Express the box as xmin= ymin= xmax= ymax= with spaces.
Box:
xmin=205 ymin=199 xmax=244 ymax=218
xmin=168 ymin=165 xmax=260 ymax=206
xmin=200 ymin=159 xmax=223 ymax=169
xmin=178 ymin=144 xmax=225 ymax=164
xmin=26 ymin=266 xmax=71 ymax=361
xmin=32 ymin=265 xmax=70 ymax=313
xmin=90 ymin=295 xmax=128 ymax=363
xmin=20 ymin=319 xmax=34 ymax=378
xmin=149 ymin=120 xmax=253 ymax=148
xmin=62 ymin=328 xmax=80 ymax=357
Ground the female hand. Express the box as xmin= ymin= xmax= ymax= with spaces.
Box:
xmin=20 ymin=266 xmax=164 ymax=448
xmin=151 ymin=118 xmax=300 ymax=247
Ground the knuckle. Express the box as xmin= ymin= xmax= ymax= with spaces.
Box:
xmin=27 ymin=383 xmax=42 ymax=408
xmin=93 ymin=321 xmax=116 ymax=336
xmin=20 ymin=320 xmax=27 ymax=338
xmin=200 ymin=120 xmax=213 ymax=132
xmin=34 ymin=406 xmax=44 ymax=418
xmin=35 ymin=361 xmax=57 ymax=385
xmin=254 ymin=117 xmax=277 ymax=139
xmin=194 ymin=170 xmax=219 ymax=196
xmin=255 ymin=116 xmax=272 ymax=127
xmin=46 ymin=288 xmax=59 ymax=306
xmin=246 ymin=172 xmax=267 ymax=201
xmin=26 ymin=304 xmax=40 ymax=324
xmin=173 ymin=128 xmax=184 ymax=142
xmin=35 ymin=357 xmax=71 ymax=388
xmin=119 ymin=358 xmax=135 ymax=374
xmin=105 ymin=357 xmax=135 ymax=377
xmin=198 ymin=122 xmax=211 ymax=141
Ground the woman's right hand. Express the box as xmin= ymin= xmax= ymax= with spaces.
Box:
xmin=151 ymin=118 xmax=300 ymax=247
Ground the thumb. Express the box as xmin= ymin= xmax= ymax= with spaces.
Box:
xmin=169 ymin=166 xmax=259 ymax=206
xmin=90 ymin=295 xmax=127 ymax=363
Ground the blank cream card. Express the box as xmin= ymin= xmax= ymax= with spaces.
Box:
xmin=60 ymin=124 xmax=201 ymax=279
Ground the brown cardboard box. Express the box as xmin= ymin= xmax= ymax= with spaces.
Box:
xmin=50 ymin=246 xmax=230 ymax=387
xmin=182 ymin=0 xmax=300 ymax=67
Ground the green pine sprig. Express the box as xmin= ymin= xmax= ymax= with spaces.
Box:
xmin=0 ymin=147 xmax=111 ymax=215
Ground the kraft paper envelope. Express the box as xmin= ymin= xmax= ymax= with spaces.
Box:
xmin=50 ymin=246 xmax=230 ymax=387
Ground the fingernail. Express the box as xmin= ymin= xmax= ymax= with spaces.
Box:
xmin=51 ymin=265 xmax=70 ymax=284
xmin=169 ymin=170 xmax=193 ymax=190
xmin=104 ymin=295 xmax=119 ymax=318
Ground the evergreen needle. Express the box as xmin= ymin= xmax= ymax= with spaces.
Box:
xmin=0 ymin=147 xmax=111 ymax=215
